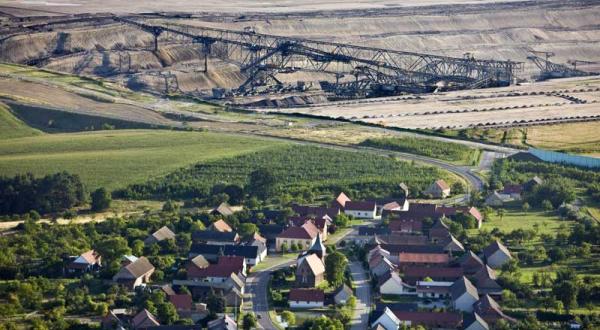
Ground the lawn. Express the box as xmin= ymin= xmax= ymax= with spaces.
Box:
xmin=0 ymin=129 xmax=281 ymax=190
xmin=0 ymin=102 xmax=42 ymax=139
xmin=478 ymin=209 xmax=570 ymax=236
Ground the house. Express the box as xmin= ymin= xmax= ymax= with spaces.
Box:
xmin=189 ymin=244 xmax=263 ymax=266
xmin=275 ymin=221 xmax=319 ymax=252
xmin=344 ymin=201 xmax=378 ymax=219
xmin=333 ymin=284 xmax=353 ymax=305
xmin=121 ymin=255 xmax=139 ymax=266
xmin=169 ymin=293 xmax=193 ymax=315
xmin=245 ymin=232 xmax=268 ymax=261
xmin=382 ymin=198 xmax=409 ymax=212
xmin=392 ymin=310 xmax=463 ymax=329
xmin=189 ymin=255 xmax=210 ymax=269
xmin=403 ymin=266 xmax=464 ymax=285
xmin=371 ymin=307 xmax=401 ymax=330
xmin=397 ymin=252 xmax=450 ymax=271
xmin=377 ymin=234 xmax=429 ymax=246
xmin=429 ymin=218 xmax=451 ymax=242
xmin=210 ymin=203 xmax=236 ymax=217
xmin=144 ymin=226 xmax=176 ymax=245
xmin=389 ymin=218 xmax=422 ymax=233
xmin=257 ymin=224 xmax=284 ymax=246
xmin=464 ymin=312 xmax=489 ymax=330
xmin=473 ymin=265 xmax=502 ymax=296
xmin=176 ymin=273 xmax=245 ymax=307
xmin=501 ymin=184 xmax=523 ymax=200
xmin=484 ymin=191 xmax=512 ymax=206
xmin=288 ymin=216 xmax=329 ymax=240
xmin=458 ymin=251 xmax=485 ymax=276
xmin=378 ymin=271 xmax=407 ymax=295
xmin=355 ymin=227 xmax=391 ymax=245
xmin=482 ymin=241 xmax=512 ymax=269
xmin=187 ymin=255 xmax=246 ymax=282
xmin=209 ymin=219 xmax=233 ymax=233
xmin=369 ymin=254 xmax=396 ymax=277
xmin=451 ymin=276 xmax=479 ymax=313
xmin=440 ymin=234 xmax=465 ymax=253
xmin=416 ymin=281 xmax=453 ymax=298
xmin=192 ymin=230 xmax=239 ymax=245
xmin=132 ymin=309 xmax=160 ymax=329
xmin=296 ymin=253 xmax=325 ymax=287
xmin=289 ymin=288 xmax=325 ymax=308
xmin=66 ymin=250 xmax=102 ymax=274
xmin=292 ymin=204 xmax=340 ymax=219
xmin=207 ymin=315 xmax=237 ymax=330
xmin=113 ymin=256 xmax=155 ymax=289
xmin=332 ymin=192 xmax=351 ymax=209
xmin=368 ymin=245 xmax=391 ymax=261
xmin=524 ymin=176 xmax=543 ymax=191
xmin=473 ymin=294 xmax=517 ymax=324
xmin=424 ymin=179 xmax=451 ymax=198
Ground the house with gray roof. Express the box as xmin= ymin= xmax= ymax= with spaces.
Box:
xmin=450 ymin=276 xmax=479 ymax=313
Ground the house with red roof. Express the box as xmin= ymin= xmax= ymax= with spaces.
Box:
xmin=424 ymin=179 xmax=451 ymax=198
xmin=289 ymin=288 xmax=325 ymax=309
xmin=275 ymin=221 xmax=320 ymax=252
xmin=397 ymin=252 xmax=450 ymax=271
xmin=332 ymin=192 xmax=351 ymax=209
xmin=187 ymin=255 xmax=246 ymax=283
xmin=393 ymin=310 xmax=462 ymax=329
xmin=66 ymin=250 xmax=102 ymax=274
xmin=389 ymin=218 xmax=423 ymax=233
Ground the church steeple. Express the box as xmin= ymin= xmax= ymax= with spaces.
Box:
xmin=308 ymin=232 xmax=326 ymax=260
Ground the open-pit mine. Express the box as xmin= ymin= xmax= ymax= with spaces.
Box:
xmin=1 ymin=0 xmax=599 ymax=129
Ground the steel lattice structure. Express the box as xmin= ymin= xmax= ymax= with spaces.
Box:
xmin=115 ymin=16 xmax=523 ymax=96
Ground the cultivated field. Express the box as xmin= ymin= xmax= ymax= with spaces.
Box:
xmin=0 ymin=129 xmax=281 ymax=190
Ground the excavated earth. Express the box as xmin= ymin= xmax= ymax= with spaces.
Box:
xmin=0 ymin=0 xmax=599 ymax=128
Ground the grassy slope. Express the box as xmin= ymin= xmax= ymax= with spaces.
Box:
xmin=0 ymin=103 xmax=42 ymax=139
xmin=0 ymin=129 xmax=281 ymax=190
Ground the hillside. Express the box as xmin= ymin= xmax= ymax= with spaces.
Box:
xmin=0 ymin=102 xmax=42 ymax=139
xmin=0 ymin=129 xmax=281 ymax=190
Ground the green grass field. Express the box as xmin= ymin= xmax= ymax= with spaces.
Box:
xmin=0 ymin=129 xmax=281 ymax=190
xmin=0 ymin=103 xmax=42 ymax=139
xmin=478 ymin=209 xmax=569 ymax=236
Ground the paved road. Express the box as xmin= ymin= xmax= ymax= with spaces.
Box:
xmin=349 ymin=261 xmax=371 ymax=330
xmin=245 ymin=260 xmax=294 ymax=329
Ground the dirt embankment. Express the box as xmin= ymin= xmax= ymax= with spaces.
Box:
xmin=1 ymin=1 xmax=599 ymax=97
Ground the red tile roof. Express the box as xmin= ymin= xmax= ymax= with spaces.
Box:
xmin=435 ymin=179 xmax=451 ymax=191
xmin=278 ymin=226 xmax=314 ymax=240
xmin=289 ymin=288 xmax=325 ymax=302
xmin=392 ymin=310 xmax=462 ymax=328
xmin=389 ymin=219 xmax=423 ymax=232
xmin=334 ymin=192 xmax=351 ymax=208
xmin=169 ymin=294 xmax=192 ymax=311
xmin=398 ymin=253 xmax=450 ymax=264
xmin=187 ymin=256 xmax=244 ymax=279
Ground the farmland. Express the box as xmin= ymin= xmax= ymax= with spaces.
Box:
xmin=0 ymin=129 xmax=281 ymax=190
xmin=118 ymin=145 xmax=448 ymax=200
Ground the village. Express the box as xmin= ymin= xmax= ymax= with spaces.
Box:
xmin=55 ymin=175 xmax=535 ymax=330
